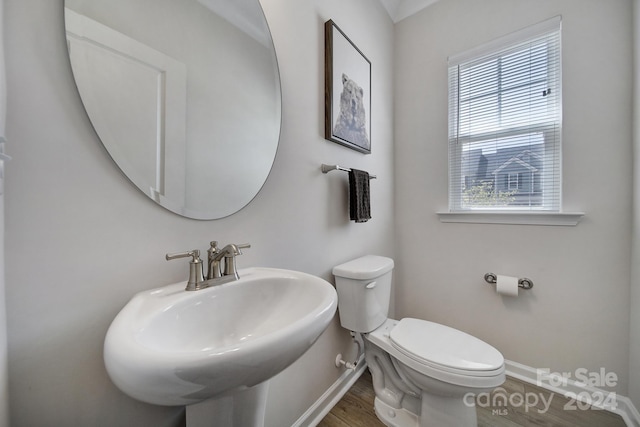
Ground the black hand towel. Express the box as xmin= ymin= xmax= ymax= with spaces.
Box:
xmin=348 ymin=168 xmax=371 ymax=223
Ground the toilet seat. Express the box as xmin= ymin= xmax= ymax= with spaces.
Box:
xmin=367 ymin=318 xmax=505 ymax=388
xmin=390 ymin=318 xmax=504 ymax=376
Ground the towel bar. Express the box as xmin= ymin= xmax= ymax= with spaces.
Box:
xmin=321 ymin=164 xmax=377 ymax=179
xmin=484 ymin=273 xmax=533 ymax=289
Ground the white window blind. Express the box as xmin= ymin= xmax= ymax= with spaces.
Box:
xmin=448 ymin=17 xmax=562 ymax=212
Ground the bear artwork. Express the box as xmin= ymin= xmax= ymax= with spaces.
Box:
xmin=333 ymin=73 xmax=370 ymax=150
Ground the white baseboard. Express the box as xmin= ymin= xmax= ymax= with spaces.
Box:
xmin=505 ymin=360 xmax=640 ymax=427
xmin=292 ymin=354 xmax=366 ymax=427
xmin=292 ymin=358 xmax=640 ymax=427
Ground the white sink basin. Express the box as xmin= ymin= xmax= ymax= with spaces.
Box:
xmin=104 ymin=267 xmax=337 ymax=406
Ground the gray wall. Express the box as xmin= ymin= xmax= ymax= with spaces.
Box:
xmin=631 ymin=0 xmax=640 ymax=409
xmin=0 ymin=0 xmax=8 ymax=424
xmin=394 ymin=0 xmax=633 ymax=395
xmin=3 ymin=0 xmax=394 ymax=425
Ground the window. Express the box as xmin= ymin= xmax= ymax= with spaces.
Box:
xmin=508 ymin=173 xmax=520 ymax=191
xmin=447 ymin=17 xmax=562 ymax=212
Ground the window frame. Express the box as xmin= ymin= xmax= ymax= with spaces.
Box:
xmin=439 ymin=16 xmax=583 ymax=226
xmin=508 ymin=173 xmax=519 ymax=191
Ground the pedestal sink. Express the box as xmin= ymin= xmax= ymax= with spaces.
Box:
xmin=104 ymin=267 xmax=338 ymax=426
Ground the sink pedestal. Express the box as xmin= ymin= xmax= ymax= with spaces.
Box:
xmin=186 ymin=381 xmax=270 ymax=427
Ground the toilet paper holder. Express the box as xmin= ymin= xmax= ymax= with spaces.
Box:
xmin=484 ymin=273 xmax=534 ymax=290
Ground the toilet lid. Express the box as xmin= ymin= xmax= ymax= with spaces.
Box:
xmin=389 ymin=318 xmax=504 ymax=372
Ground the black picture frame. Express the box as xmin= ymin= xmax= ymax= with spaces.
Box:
xmin=324 ymin=20 xmax=372 ymax=154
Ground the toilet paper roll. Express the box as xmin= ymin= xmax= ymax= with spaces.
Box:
xmin=496 ymin=275 xmax=519 ymax=297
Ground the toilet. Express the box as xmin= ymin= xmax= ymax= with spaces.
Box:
xmin=333 ymin=255 xmax=505 ymax=427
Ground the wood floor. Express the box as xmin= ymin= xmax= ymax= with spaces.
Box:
xmin=318 ymin=369 xmax=627 ymax=427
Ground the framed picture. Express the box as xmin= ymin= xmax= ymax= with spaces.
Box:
xmin=325 ymin=20 xmax=372 ymax=154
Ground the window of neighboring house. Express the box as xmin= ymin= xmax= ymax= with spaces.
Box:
xmin=447 ymin=17 xmax=562 ymax=212
xmin=508 ymin=173 xmax=520 ymax=191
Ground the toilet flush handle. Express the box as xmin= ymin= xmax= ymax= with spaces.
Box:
xmin=365 ymin=281 xmax=377 ymax=289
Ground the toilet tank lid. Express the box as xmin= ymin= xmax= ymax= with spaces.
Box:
xmin=333 ymin=255 xmax=394 ymax=280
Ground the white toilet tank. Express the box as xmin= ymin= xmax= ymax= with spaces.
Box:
xmin=333 ymin=255 xmax=394 ymax=333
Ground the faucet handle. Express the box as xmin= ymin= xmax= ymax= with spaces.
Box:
xmin=165 ymin=250 xmax=205 ymax=291
xmin=224 ymin=243 xmax=250 ymax=258
xmin=234 ymin=243 xmax=251 ymax=254
xmin=166 ymin=249 xmax=201 ymax=261
xmin=223 ymin=243 xmax=251 ymax=277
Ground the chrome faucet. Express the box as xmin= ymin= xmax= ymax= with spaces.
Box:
xmin=166 ymin=242 xmax=251 ymax=291
xmin=211 ymin=243 xmax=251 ymax=279
xmin=165 ymin=250 xmax=206 ymax=291
xmin=207 ymin=241 xmax=223 ymax=279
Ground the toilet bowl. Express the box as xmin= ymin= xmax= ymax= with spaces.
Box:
xmin=333 ymin=255 xmax=505 ymax=427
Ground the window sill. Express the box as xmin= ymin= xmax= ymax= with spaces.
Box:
xmin=436 ymin=211 xmax=584 ymax=226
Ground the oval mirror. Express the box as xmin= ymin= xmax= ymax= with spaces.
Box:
xmin=64 ymin=0 xmax=281 ymax=219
